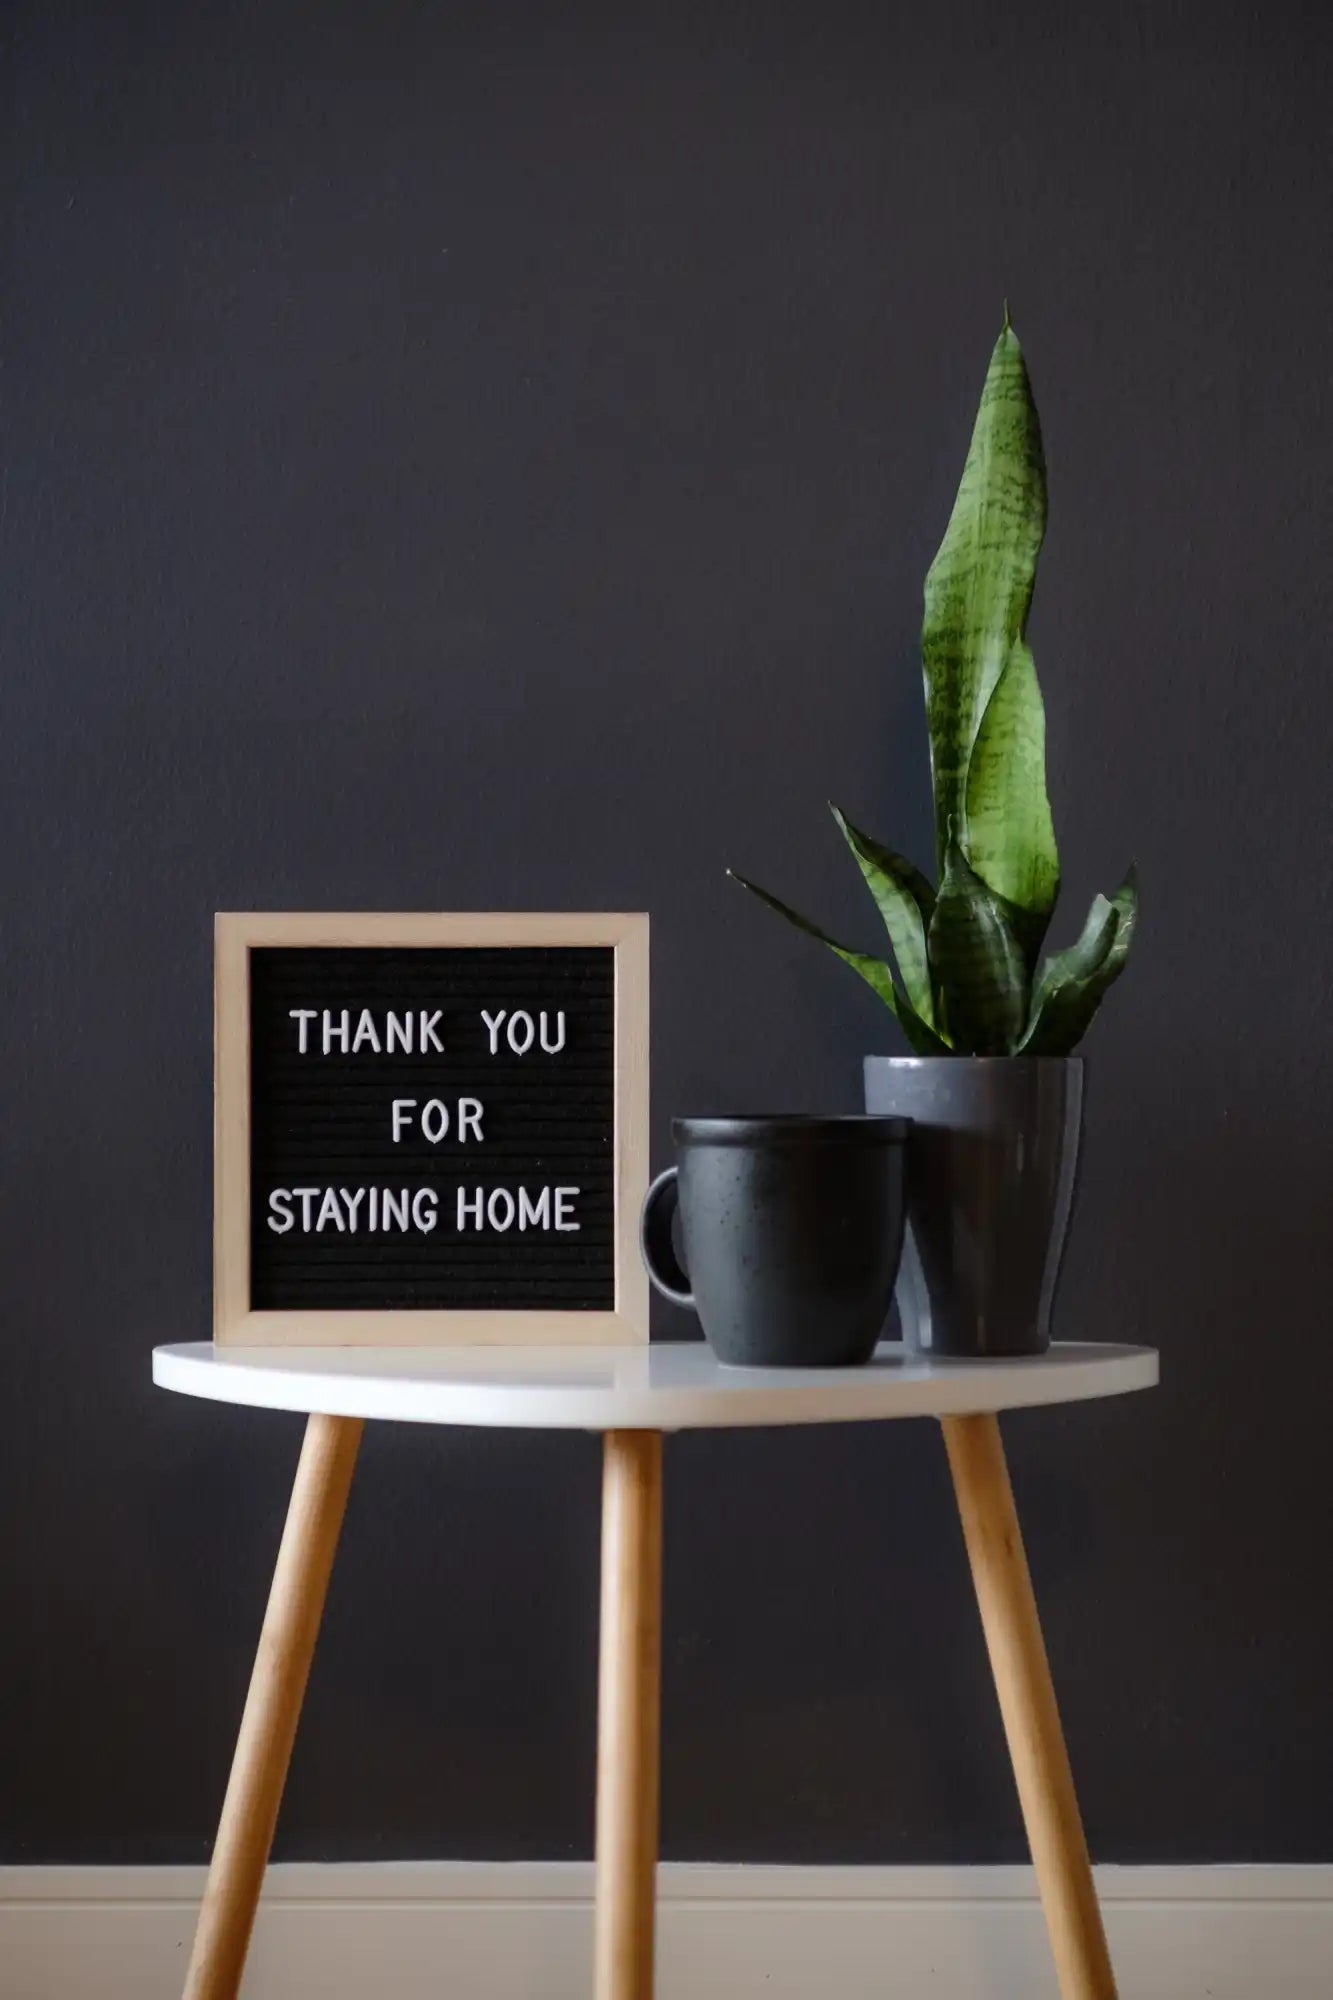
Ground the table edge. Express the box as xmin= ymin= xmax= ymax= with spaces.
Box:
xmin=151 ymin=1340 xmax=1159 ymax=1430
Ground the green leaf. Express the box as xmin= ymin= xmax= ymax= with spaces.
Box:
xmin=923 ymin=318 xmax=1047 ymax=878
xmin=728 ymin=869 xmax=951 ymax=1055
xmin=828 ymin=804 xmax=936 ymax=1025
xmin=926 ymin=837 xmax=1029 ymax=1054
xmin=1019 ymin=866 xmax=1139 ymax=1054
xmin=962 ymin=636 xmax=1059 ymax=956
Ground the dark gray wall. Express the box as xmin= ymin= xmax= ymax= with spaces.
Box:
xmin=5 ymin=0 xmax=1331 ymax=1864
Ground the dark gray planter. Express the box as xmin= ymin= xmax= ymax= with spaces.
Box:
xmin=863 ymin=1056 xmax=1083 ymax=1358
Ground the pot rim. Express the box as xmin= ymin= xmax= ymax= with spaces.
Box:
xmin=670 ymin=1113 xmax=911 ymax=1145
xmin=865 ymin=1054 xmax=1085 ymax=1068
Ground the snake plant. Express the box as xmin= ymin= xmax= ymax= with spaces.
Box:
xmin=731 ymin=312 xmax=1137 ymax=1056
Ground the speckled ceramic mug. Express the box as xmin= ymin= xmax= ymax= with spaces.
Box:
xmin=639 ymin=1115 xmax=910 ymax=1367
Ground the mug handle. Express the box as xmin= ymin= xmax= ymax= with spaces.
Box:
xmin=639 ymin=1166 xmax=694 ymax=1307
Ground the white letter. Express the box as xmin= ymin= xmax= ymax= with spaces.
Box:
xmin=352 ymin=1009 xmax=381 ymax=1053
xmin=289 ymin=1010 xmax=317 ymax=1054
xmin=382 ymin=1189 xmax=409 ymax=1231
xmin=487 ymin=1187 xmax=516 ymax=1231
xmin=480 ymin=1008 xmax=506 ymax=1053
xmin=457 ymin=1186 xmax=484 ymax=1230
xmin=294 ymin=1187 xmax=319 ymax=1231
xmin=507 ymin=1009 xmax=534 ymax=1055
xmin=458 ymin=1097 xmax=484 ymax=1142
xmin=421 ymin=1098 xmax=450 ymax=1144
xmin=386 ymin=1010 xmax=413 ymax=1053
xmin=322 ymin=1009 xmax=350 ymax=1054
xmin=367 ymin=1187 xmax=379 ymax=1231
xmin=419 ymin=1009 xmax=445 ymax=1054
xmin=518 ymin=1186 xmax=551 ymax=1230
xmin=341 ymin=1188 xmax=365 ymax=1230
xmin=317 ymin=1188 xmax=345 ymax=1231
xmin=267 ymin=1189 xmax=294 ymax=1234
xmin=555 ymin=1187 xmax=580 ymax=1231
xmin=392 ymin=1099 xmax=417 ymax=1143
xmin=539 ymin=1010 xmax=566 ymax=1054
xmin=412 ymin=1188 xmax=438 ymax=1233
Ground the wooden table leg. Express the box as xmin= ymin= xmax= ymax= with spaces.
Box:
xmin=183 ymin=1412 xmax=363 ymax=2000
xmin=941 ymin=1413 xmax=1118 ymax=2000
xmin=594 ymin=1430 xmax=663 ymax=2000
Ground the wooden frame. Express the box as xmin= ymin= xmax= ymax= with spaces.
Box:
xmin=214 ymin=911 xmax=649 ymax=1347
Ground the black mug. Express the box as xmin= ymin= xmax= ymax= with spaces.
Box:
xmin=639 ymin=1115 xmax=911 ymax=1367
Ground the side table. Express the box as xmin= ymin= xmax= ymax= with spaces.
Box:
xmin=153 ymin=1337 xmax=1157 ymax=1999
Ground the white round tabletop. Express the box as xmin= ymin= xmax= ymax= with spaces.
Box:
xmin=152 ymin=1339 xmax=1157 ymax=1432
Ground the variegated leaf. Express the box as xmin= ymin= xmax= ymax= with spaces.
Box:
xmin=728 ymin=869 xmax=951 ymax=1054
xmin=926 ymin=838 xmax=1029 ymax=1054
xmin=828 ymin=804 xmax=936 ymax=1024
xmin=963 ymin=636 xmax=1059 ymax=955
xmin=1020 ymin=867 xmax=1139 ymax=1054
xmin=923 ymin=315 xmax=1046 ymax=877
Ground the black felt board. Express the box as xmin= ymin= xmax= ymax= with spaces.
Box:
xmin=249 ymin=946 xmax=615 ymax=1310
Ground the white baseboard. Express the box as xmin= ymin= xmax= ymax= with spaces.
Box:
xmin=2 ymin=1862 xmax=1330 ymax=1998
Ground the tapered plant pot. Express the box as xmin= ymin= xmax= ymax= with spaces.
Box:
xmin=863 ymin=1056 xmax=1083 ymax=1358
